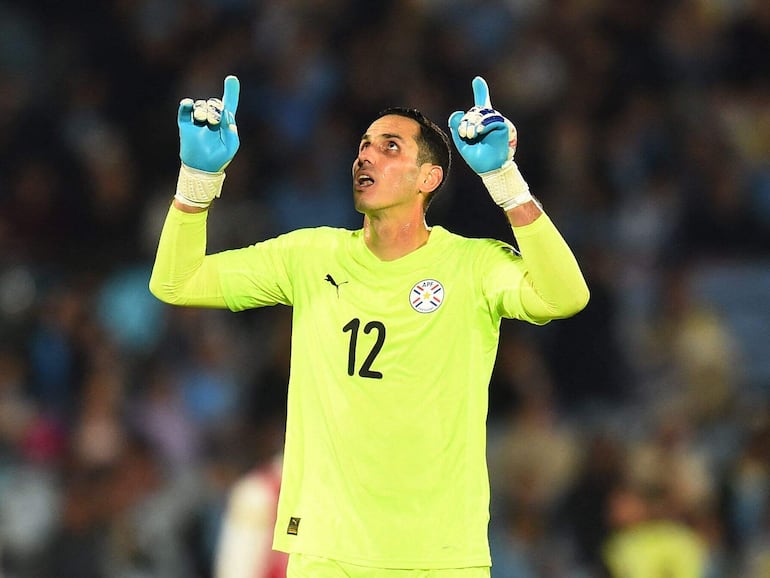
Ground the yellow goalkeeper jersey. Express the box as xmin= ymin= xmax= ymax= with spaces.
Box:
xmin=212 ymin=223 xmax=556 ymax=568
xmin=150 ymin=207 xmax=588 ymax=569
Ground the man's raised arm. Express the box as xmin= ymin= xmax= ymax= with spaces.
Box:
xmin=449 ymin=76 xmax=589 ymax=319
xmin=149 ymin=75 xmax=241 ymax=308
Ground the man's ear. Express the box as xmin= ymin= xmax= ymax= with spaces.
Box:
xmin=419 ymin=164 xmax=443 ymax=194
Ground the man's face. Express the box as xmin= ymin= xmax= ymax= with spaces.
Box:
xmin=352 ymin=115 xmax=431 ymax=215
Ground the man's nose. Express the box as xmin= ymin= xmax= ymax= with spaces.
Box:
xmin=356 ymin=146 xmax=374 ymax=166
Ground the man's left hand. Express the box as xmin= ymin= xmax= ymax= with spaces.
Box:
xmin=448 ymin=76 xmax=516 ymax=175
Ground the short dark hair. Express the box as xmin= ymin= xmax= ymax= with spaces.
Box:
xmin=376 ymin=107 xmax=451 ymax=207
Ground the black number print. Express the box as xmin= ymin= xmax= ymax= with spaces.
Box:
xmin=342 ymin=318 xmax=386 ymax=379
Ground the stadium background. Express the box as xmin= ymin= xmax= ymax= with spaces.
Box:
xmin=0 ymin=0 xmax=769 ymax=576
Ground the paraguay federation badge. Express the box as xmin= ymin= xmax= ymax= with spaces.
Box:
xmin=409 ymin=279 xmax=445 ymax=313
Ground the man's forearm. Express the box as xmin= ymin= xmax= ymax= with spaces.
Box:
xmin=513 ymin=212 xmax=590 ymax=319
xmin=149 ymin=204 xmax=228 ymax=307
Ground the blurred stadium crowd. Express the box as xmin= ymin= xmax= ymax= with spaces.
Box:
xmin=1 ymin=0 xmax=769 ymax=576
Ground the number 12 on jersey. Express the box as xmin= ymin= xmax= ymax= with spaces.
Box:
xmin=342 ymin=318 xmax=386 ymax=379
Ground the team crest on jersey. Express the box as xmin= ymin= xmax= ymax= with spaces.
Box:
xmin=410 ymin=279 xmax=444 ymax=313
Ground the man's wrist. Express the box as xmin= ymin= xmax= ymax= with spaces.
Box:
xmin=173 ymin=198 xmax=209 ymax=213
xmin=480 ymin=161 xmax=532 ymax=210
xmin=175 ymin=163 xmax=226 ymax=209
xmin=506 ymin=200 xmax=543 ymax=227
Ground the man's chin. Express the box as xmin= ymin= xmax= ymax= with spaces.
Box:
xmin=353 ymin=203 xmax=369 ymax=216
xmin=352 ymin=190 xmax=370 ymax=213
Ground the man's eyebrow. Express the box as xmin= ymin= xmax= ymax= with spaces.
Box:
xmin=359 ymin=132 xmax=406 ymax=142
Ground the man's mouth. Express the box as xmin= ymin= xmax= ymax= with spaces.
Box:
xmin=355 ymin=173 xmax=375 ymax=188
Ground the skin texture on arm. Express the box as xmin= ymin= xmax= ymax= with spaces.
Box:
xmin=505 ymin=200 xmax=541 ymax=227
xmin=173 ymin=199 xmax=208 ymax=214
xmin=148 ymin=204 xmax=229 ymax=308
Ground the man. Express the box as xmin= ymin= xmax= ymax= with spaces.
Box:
xmin=150 ymin=74 xmax=589 ymax=577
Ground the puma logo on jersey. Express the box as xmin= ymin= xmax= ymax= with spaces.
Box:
xmin=325 ymin=274 xmax=348 ymax=296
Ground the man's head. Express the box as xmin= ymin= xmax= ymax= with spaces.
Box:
xmin=376 ymin=107 xmax=452 ymax=199
xmin=353 ymin=108 xmax=451 ymax=215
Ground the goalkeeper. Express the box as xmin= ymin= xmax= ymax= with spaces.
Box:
xmin=150 ymin=74 xmax=589 ymax=578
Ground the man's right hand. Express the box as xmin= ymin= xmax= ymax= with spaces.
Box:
xmin=179 ymin=75 xmax=240 ymax=172
xmin=175 ymin=75 xmax=240 ymax=209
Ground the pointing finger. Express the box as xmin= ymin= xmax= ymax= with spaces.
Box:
xmin=222 ymin=75 xmax=240 ymax=119
xmin=471 ymin=76 xmax=491 ymax=108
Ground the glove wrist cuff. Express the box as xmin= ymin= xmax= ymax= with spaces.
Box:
xmin=175 ymin=163 xmax=226 ymax=208
xmin=480 ymin=161 xmax=532 ymax=211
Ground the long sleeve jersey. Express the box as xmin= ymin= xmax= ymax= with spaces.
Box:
xmin=150 ymin=207 xmax=589 ymax=568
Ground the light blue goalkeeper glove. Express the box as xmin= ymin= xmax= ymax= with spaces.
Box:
xmin=449 ymin=76 xmax=533 ymax=211
xmin=175 ymin=75 xmax=240 ymax=208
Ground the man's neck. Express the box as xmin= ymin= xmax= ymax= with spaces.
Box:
xmin=362 ymin=212 xmax=431 ymax=261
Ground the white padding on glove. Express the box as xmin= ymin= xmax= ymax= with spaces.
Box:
xmin=192 ymin=98 xmax=224 ymax=127
xmin=174 ymin=163 xmax=226 ymax=209
xmin=480 ymin=161 xmax=533 ymax=211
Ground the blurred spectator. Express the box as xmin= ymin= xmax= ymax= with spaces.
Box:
xmin=70 ymin=366 xmax=127 ymax=470
xmin=214 ymin=415 xmax=287 ymax=578
xmin=639 ymin=266 xmax=740 ymax=427
xmin=602 ymin=480 xmax=708 ymax=578
xmin=38 ymin=466 xmax=113 ymax=578
xmin=215 ymin=454 xmax=286 ymax=578
xmin=130 ymin=360 xmax=203 ymax=470
xmin=101 ymin=434 xmax=203 ymax=578
xmin=723 ymin=411 xmax=770 ymax=570
xmin=559 ymin=431 xmax=626 ymax=574
xmin=489 ymin=391 xmax=582 ymax=516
